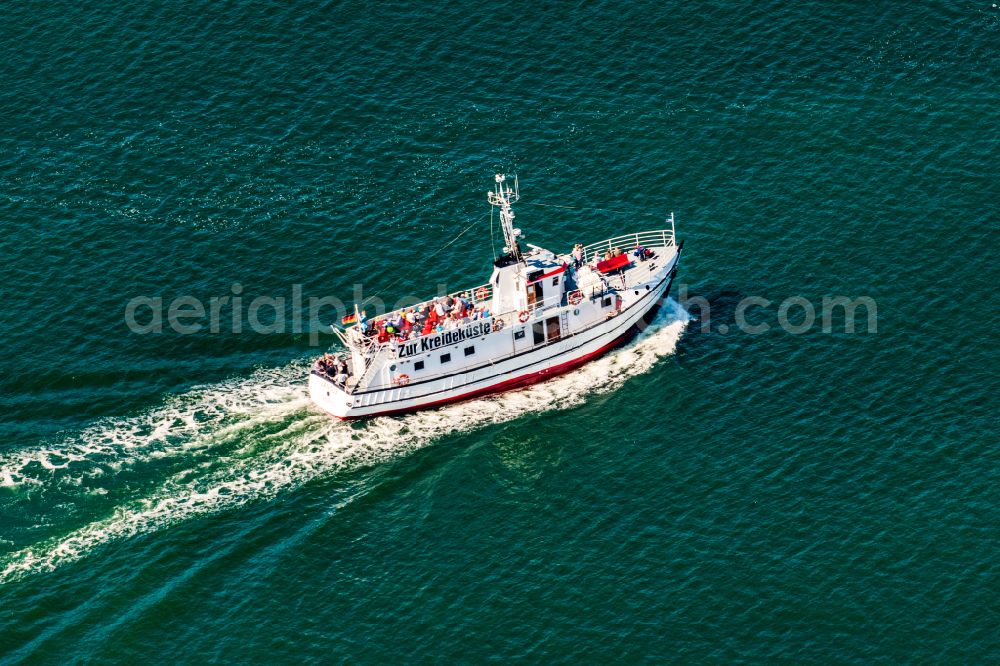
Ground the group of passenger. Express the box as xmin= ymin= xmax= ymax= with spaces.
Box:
xmin=360 ymin=293 xmax=492 ymax=345
xmin=574 ymin=243 xmax=628 ymax=269
xmin=603 ymin=247 xmax=626 ymax=262
xmin=574 ymin=243 xmax=652 ymax=268
xmin=316 ymin=353 xmax=350 ymax=387
xmin=634 ymin=246 xmax=655 ymax=261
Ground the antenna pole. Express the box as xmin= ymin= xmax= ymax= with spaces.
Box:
xmin=488 ymin=173 xmax=523 ymax=261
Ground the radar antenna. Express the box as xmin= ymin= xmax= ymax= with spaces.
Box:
xmin=487 ymin=174 xmax=523 ymax=262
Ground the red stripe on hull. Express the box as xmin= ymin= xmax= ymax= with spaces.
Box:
xmin=330 ymin=321 xmax=642 ymax=420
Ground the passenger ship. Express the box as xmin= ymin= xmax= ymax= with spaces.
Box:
xmin=310 ymin=174 xmax=684 ymax=419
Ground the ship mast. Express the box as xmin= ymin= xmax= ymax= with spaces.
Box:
xmin=488 ymin=174 xmax=523 ymax=262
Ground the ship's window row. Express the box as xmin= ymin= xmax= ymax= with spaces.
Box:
xmin=441 ymin=353 xmax=451 ymax=364
xmin=414 ymin=360 xmax=424 ymax=371
xmin=465 ymin=345 xmax=475 ymax=356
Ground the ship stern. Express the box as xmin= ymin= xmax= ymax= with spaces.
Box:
xmin=309 ymin=372 xmax=352 ymax=419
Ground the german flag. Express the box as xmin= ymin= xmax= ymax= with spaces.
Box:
xmin=341 ymin=312 xmax=358 ymax=326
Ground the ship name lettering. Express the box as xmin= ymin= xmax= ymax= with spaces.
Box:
xmin=397 ymin=320 xmax=492 ymax=358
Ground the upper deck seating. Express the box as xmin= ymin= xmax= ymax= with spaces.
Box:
xmin=596 ymin=254 xmax=631 ymax=273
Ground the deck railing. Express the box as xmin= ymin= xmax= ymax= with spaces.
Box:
xmin=579 ymin=228 xmax=675 ymax=265
xmin=345 ymin=282 xmax=493 ymax=333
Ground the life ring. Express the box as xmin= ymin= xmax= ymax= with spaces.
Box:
xmin=518 ymin=310 xmax=530 ymax=323
xmin=475 ymin=286 xmax=490 ymax=301
xmin=396 ymin=374 xmax=410 ymax=386
xmin=492 ymin=318 xmax=505 ymax=332
xmin=568 ymin=290 xmax=583 ymax=305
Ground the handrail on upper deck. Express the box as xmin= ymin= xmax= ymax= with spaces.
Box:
xmin=342 ymin=281 xmax=495 ymax=340
xmin=580 ymin=227 xmax=675 ymax=264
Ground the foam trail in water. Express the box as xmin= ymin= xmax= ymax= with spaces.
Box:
xmin=0 ymin=301 xmax=689 ymax=582
xmin=0 ymin=363 xmax=312 ymax=490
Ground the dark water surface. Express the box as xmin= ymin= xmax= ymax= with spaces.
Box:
xmin=2 ymin=1 xmax=998 ymax=662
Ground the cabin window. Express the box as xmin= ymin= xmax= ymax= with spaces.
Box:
xmin=552 ymin=277 xmax=559 ymax=286
xmin=532 ymin=321 xmax=546 ymax=345
xmin=514 ymin=329 xmax=525 ymax=340
xmin=602 ymin=296 xmax=612 ymax=307
xmin=440 ymin=353 xmax=451 ymax=364
xmin=464 ymin=346 xmax=475 ymax=357
xmin=527 ymin=281 xmax=543 ymax=307
xmin=546 ymin=316 xmax=561 ymax=341
xmin=414 ymin=360 xmax=424 ymax=371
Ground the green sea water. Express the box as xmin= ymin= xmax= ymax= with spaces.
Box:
xmin=1 ymin=1 xmax=998 ymax=662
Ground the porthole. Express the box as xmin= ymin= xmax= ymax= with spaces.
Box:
xmin=645 ymin=285 xmax=650 ymax=291
xmin=634 ymin=290 xmax=639 ymax=296
xmin=573 ymin=308 xmax=580 ymax=316
xmin=389 ymin=364 xmax=397 ymax=372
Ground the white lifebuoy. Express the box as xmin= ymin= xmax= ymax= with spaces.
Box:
xmin=518 ymin=310 xmax=530 ymax=323
xmin=396 ymin=374 xmax=410 ymax=386
xmin=568 ymin=290 xmax=583 ymax=305
xmin=475 ymin=287 xmax=490 ymax=301
xmin=492 ymin=318 xmax=505 ymax=332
